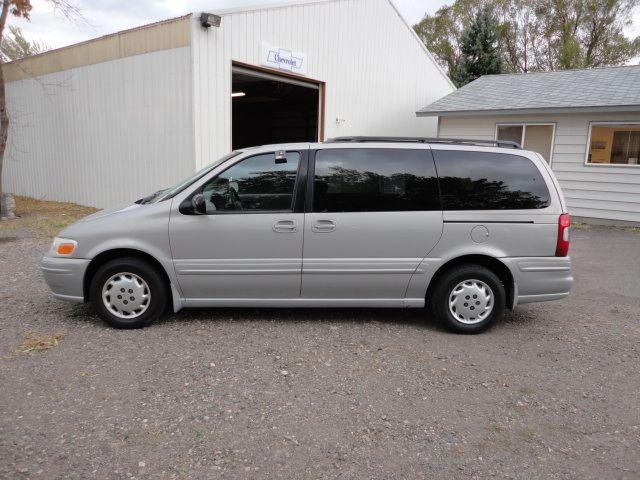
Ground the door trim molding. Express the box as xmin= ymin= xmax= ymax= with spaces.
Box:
xmin=181 ymin=298 xmax=425 ymax=308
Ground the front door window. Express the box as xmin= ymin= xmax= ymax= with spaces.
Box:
xmin=198 ymin=152 xmax=301 ymax=213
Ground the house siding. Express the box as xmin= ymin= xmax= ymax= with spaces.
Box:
xmin=439 ymin=112 xmax=640 ymax=223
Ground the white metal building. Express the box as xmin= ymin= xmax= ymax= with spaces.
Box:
xmin=417 ymin=66 xmax=640 ymax=224
xmin=3 ymin=0 xmax=454 ymax=208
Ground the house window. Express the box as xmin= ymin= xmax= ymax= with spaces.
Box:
xmin=496 ymin=124 xmax=555 ymax=164
xmin=587 ymin=123 xmax=640 ymax=166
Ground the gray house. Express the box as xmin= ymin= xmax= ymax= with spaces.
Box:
xmin=417 ymin=65 xmax=640 ymax=224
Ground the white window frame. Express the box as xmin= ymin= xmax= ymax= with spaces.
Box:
xmin=584 ymin=121 xmax=640 ymax=168
xmin=495 ymin=123 xmax=556 ymax=166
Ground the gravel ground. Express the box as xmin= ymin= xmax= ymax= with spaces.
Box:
xmin=0 ymin=225 xmax=639 ymax=479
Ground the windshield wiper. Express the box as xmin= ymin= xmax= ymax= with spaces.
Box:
xmin=135 ymin=189 xmax=166 ymax=205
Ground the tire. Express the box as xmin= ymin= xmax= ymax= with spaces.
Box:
xmin=430 ymin=264 xmax=505 ymax=334
xmin=89 ymin=257 xmax=168 ymax=329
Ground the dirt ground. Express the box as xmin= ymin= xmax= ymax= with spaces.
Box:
xmin=1 ymin=199 xmax=639 ymax=479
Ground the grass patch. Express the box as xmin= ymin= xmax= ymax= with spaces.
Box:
xmin=518 ymin=386 xmax=535 ymax=396
xmin=0 ymin=195 xmax=97 ymax=238
xmin=515 ymin=425 xmax=537 ymax=442
xmin=625 ymin=226 xmax=640 ymax=234
xmin=18 ymin=331 xmax=65 ymax=353
xmin=486 ymin=422 xmax=505 ymax=433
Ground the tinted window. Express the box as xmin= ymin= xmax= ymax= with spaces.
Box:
xmin=313 ymin=148 xmax=440 ymax=212
xmin=198 ymin=152 xmax=300 ymax=213
xmin=433 ymin=150 xmax=550 ymax=210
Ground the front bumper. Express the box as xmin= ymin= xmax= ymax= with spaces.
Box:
xmin=41 ymin=256 xmax=90 ymax=303
xmin=501 ymin=256 xmax=573 ymax=307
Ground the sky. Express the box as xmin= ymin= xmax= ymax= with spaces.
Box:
xmin=10 ymin=0 xmax=640 ymax=53
xmin=12 ymin=0 xmax=450 ymax=50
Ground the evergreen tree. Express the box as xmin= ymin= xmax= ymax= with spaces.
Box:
xmin=452 ymin=6 xmax=504 ymax=87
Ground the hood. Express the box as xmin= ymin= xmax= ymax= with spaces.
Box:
xmin=77 ymin=203 xmax=141 ymax=223
xmin=58 ymin=203 xmax=142 ymax=238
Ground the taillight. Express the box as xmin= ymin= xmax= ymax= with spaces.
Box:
xmin=555 ymin=213 xmax=571 ymax=257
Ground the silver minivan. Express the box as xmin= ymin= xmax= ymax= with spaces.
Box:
xmin=42 ymin=137 xmax=573 ymax=333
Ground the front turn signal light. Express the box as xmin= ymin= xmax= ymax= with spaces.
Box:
xmin=50 ymin=238 xmax=78 ymax=257
xmin=57 ymin=243 xmax=76 ymax=255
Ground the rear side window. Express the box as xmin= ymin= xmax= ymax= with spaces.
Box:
xmin=433 ymin=150 xmax=550 ymax=210
xmin=313 ymin=148 xmax=440 ymax=212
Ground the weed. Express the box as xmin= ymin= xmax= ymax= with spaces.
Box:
xmin=18 ymin=331 xmax=65 ymax=353
xmin=487 ymin=423 xmax=505 ymax=433
xmin=519 ymin=386 xmax=535 ymax=396
xmin=515 ymin=425 xmax=536 ymax=442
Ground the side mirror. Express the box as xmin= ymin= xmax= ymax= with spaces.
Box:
xmin=192 ymin=193 xmax=206 ymax=214
xmin=179 ymin=193 xmax=207 ymax=215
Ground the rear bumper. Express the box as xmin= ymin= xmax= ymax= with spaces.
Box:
xmin=41 ymin=256 xmax=90 ymax=303
xmin=501 ymin=257 xmax=573 ymax=306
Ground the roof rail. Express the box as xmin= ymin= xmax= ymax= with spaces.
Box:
xmin=324 ymin=136 xmax=521 ymax=149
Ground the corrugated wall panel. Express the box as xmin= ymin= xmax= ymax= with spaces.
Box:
xmin=190 ymin=0 xmax=455 ymax=168
xmin=439 ymin=112 xmax=640 ymax=222
xmin=4 ymin=46 xmax=194 ymax=208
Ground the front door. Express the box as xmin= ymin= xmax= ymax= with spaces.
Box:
xmin=169 ymin=150 xmax=306 ymax=300
xmin=301 ymin=147 xmax=443 ymax=301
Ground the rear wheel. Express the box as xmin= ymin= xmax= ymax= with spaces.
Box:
xmin=430 ymin=264 xmax=505 ymax=334
xmin=89 ymin=257 xmax=168 ymax=328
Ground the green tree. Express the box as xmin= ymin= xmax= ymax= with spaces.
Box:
xmin=452 ymin=5 xmax=504 ymax=86
xmin=413 ymin=0 xmax=482 ymax=76
xmin=534 ymin=0 xmax=640 ymax=69
xmin=414 ymin=0 xmax=640 ymax=80
xmin=1 ymin=25 xmax=48 ymax=61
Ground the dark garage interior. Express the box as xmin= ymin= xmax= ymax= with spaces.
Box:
xmin=232 ymin=67 xmax=320 ymax=150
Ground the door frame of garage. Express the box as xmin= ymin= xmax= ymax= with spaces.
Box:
xmin=231 ymin=60 xmax=326 ymax=143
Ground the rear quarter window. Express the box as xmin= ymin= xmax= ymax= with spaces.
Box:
xmin=433 ymin=150 xmax=550 ymax=210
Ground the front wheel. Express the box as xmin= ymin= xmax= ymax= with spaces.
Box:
xmin=89 ymin=257 xmax=168 ymax=328
xmin=430 ymin=264 xmax=505 ymax=334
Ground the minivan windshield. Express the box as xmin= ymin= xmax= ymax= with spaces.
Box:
xmin=142 ymin=151 xmax=242 ymax=204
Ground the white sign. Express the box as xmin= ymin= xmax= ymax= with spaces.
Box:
xmin=261 ymin=42 xmax=307 ymax=75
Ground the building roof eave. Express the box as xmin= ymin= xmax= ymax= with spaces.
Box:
xmin=416 ymin=104 xmax=640 ymax=117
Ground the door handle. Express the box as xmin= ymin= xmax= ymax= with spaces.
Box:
xmin=273 ymin=220 xmax=297 ymax=233
xmin=312 ymin=219 xmax=336 ymax=233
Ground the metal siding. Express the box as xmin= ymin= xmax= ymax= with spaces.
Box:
xmin=190 ymin=0 xmax=454 ymax=168
xmin=439 ymin=113 xmax=640 ymax=222
xmin=4 ymin=47 xmax=194 ymax=208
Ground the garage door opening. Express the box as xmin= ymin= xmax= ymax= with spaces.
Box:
xmin=232 ymin=65 xmax=321 ymax=150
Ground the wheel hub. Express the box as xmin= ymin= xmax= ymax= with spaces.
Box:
xmin=448 ymin=279 xmax=493 ymax=324
xmin=102 ymin=272 xmax=150 ymax=319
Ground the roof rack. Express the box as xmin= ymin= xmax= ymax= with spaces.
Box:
xmin=324 ymin=136 xmax=521 ymax=149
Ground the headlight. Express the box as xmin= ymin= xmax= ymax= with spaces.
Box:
xmin=49 ymin=237 xmax=78 ymax=257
